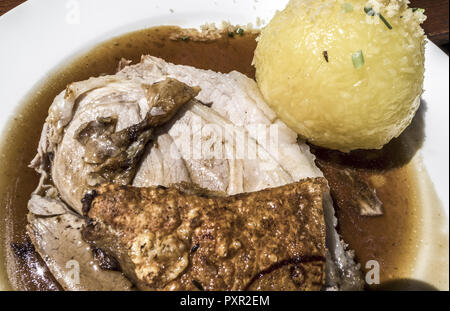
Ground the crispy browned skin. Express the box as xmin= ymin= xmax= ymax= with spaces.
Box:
xmin=82 ymin=178 xmax=328 ymax=291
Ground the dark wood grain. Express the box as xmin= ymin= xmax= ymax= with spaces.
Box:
xmin=0 ymin=0 xmax=26 ymax=16
xmin=410 ymin=0 xmax=449 ymax=45
xmin=0 ymin=0 xmax=448 ymax=46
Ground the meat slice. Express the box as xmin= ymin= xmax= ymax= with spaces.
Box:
xmin=52 ymin=78 xmax=198 ymax=214
xmin=82 ymin=179 xmax=328 ymax=291
xmin=119 ymin=55 xmax=323 ymax=190
xmin=27 ymin=192 xmax=132 ymax=291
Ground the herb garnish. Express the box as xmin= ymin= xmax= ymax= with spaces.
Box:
xmin=192 ymin=279 xmax=204 ymax=291
xmin=364 ymin=6 xmax=376 ymax=16
xmin=236 ymin=28 xmax=245 ymax=36
xmin=228 ymin=31 xmax=235 ymax=38
xmin=181 ymin=36 xmax=190 ymax=41
xmin=364 ymin=7 xmax=392 ymax=30
xmin=378 ymin=13 xmax=392 ymax=29
xmin=323 ymin=51 xmax=329 ymax=62
xmin=352 ymin=50 xmax=365 ymax=69
xmin=412 ymin=8 xmax=425 ymax=14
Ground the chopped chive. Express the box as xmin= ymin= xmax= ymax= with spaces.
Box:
xmin=341 ymin=3 xmax=353 ymax=12
xmin=365 ymin=7 xmax=392 ymax=30
xmin=323 ymin=50 xmax=329 ymax=62
xmin=181 ymin=36 xmax=190 ymax=41
xmin=236 ymin=28 xmax=245 ymax=36
xmin=364 ymin=6 xmax=376 ymax=16
xmin=352 ymin=50 xmax=365 ymax=69
xmin=377 ymin=13 xmax=392 ymax=29
xmin=228 ymin=31 xmax=234 ymax=38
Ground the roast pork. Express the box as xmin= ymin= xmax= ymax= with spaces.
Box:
xmin=28 ymin=56 xmax=363 ymax=291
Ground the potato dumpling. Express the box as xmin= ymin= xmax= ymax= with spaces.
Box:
xmin=254 ymin=0 xmax=426 ymax=151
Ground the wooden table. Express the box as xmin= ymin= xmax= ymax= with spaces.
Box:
xmin=1 ymin=0 xmax=448 ymax=52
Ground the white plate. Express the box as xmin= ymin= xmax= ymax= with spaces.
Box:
xmin=0 ymin=0 xmax=448 ymax=290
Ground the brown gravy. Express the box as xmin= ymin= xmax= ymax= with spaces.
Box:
xmin=0 ymin=26 xmax=421 ymax=290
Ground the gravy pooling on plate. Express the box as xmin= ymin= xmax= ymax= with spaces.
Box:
xmin=0 ymin=26 xmax=421 ymax=290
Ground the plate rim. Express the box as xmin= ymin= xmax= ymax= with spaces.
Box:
xmin=0 ymin=0 xmax=448 ymax=290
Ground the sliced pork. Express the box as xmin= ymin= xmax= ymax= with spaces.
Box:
xmin=28 ymin=55 xmax=363 ymax=291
